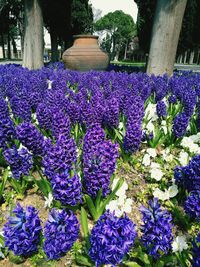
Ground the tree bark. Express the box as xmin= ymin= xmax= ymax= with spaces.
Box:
xmin=23 ymin=0 xmax=44 ymax=69
xmin=1 ymin=33 xmax=6 ymax=58
xmin=189 ymin=50 xmax=194 ymax=64
xmin=147 ymin=0 xmax=187 ymax=76
xmin=124 ymin=41 xmax=128 ymax=60
xmin=183 ymin=50 xmax=187 ymax=64
xmin=7 ymin=31 xmax=11 ymax=59
xmin=50 ymin=29 xmax=59 ymax=62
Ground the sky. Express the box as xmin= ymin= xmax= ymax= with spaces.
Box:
xmin=89 ymin=0 xmax=138 ymax=22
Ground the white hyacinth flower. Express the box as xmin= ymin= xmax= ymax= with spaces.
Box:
xmin=178 ymin=151 xmax=189 ymax=166
xmin=112 ymin=178 xmax=128 ymax=198
xmin=172 ymin=236 xmax=188 ymax=253
xmin=146 ymin=148 xmax=157 ymax=158
xmin=142 ymin=154 xmax=151 ymax=166
xmin=153 ymin=188 xmax=169 ymax=201
xmin=106 ymin=197 xmax=133 ymax=217
xmin=150 ymin=168 xmax=164 ymax=181
xmin=150 ymin=162 xmax=160 ymax=169
xmin=168 ymin=184 xmax=179 ymax=198
xmin=145 ymin=103 xmax=158 ymax=121
xmin=44 ymin=192 xmax=54 ymax=208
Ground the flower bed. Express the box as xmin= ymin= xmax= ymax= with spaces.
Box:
xmin=0 ymin=63 xmax=200 ymax=266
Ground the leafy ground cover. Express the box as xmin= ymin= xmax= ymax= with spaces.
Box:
xmin=0 ymin=62 xmax=200 ymax=266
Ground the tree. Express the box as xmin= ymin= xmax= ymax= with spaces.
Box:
xmin=146 ymin=0 xmax=187 ymax=75
xmin=135 ymin=0 xmax=200 ymax=61
xmin=42 ymin=0 xmax=72 ymax=62
xmin=95 ymin=10 xmax=136 ymax=60
xmin=0 ymin=0 xmax=23 ymax=59
xmin=71 ymin=0 xmax=93 ymax=35
xmin=23 ymin=0 xmax=43 ymax=69
xmin=42 ymin=0 xmax=93 ymax=62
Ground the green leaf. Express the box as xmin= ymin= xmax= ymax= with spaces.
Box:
xmin=0 ymin=168 xmax=8 ymax=196
xmin=75 ymin=254 xmax=93 ymax=267
xmin=124 ymin=262 xmax=142 ymax=267
xmin=85 ymin=195 xmax=98 ymax=221
xmin=34 ymin=179 xmax=51 ymax=197
xmin=95 ymin=188 xmax=102 ymax=210
xmin=80 ymin=207 xmax=90 ymax=250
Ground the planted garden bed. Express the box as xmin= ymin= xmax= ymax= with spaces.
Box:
xmin=0 ymin=63 xmax=199 ymax=266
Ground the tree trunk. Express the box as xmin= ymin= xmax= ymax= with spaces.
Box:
xmin=124 ymin=42 xmax=128 ymax=60
xmin=189 ymin=50 xmax=194 ymax=64
xmin=1 ymin=33 xmax=6 ymax=58
xmin=7 ymin=31 xmax=11 ymax=59
xmin=12 ymin=38 xmax=18 ymax=58
xmin=183 ymin=50 xmax=187 ymax=64
xmin=23 ymin=0 xmax=44 ymax=69
xmin=147 ymin=0 xmax=187 ymax=76
xmin=50 ymin=29 xmax=58 ymax=62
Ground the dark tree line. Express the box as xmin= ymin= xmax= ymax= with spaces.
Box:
xmin=0 ymin=0 xmax=93 ymax=66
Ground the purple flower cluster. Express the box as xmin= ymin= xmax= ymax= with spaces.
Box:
xmin=3 ymin=204 xmax=42 ymax=256
xmin=123 ymin=96 xmax=144 ymax=153
xmin=83 ymin=139 xmax=118 ymax=198
xmin=89 ymin=211 xmax=136 ymax=266
xmin=51 ymin=111 xmax=71 ymax=140
xmin=168 ymin=94 xmax=177 ymax=104
xmin=140 ymin=198 xmax=173 ymax=259
xmin=36 ymin=102 xmax=52 ymax=130
xmin=0 ymin=96 xmax=9 ymax=120
xmin=83 ymin=123 xmax=105 ymax=154
xmin=50 ymin=172 xmax=82 ymax=206
xmin=3 ymin=146 xmax=33 ymax=179
xmin=104 ymin=97 xmax=120 ymax=128
xmin=10 ymin=96 xmax=31 ymax=122
xmin=184 ymin=191 xmax=200 ymax=220
xmin=0 ymin=117 xmax=16 ymax=149
xmin=42 ymin=136 xmax=77 ymax=179
xmin=172 ymin=112 xmax=189 ymax=138
xmin=16 ymin=122 xmax=45 ymax=156
xmin=43 ymin=209 xmax=79 ymax=260
xmin=192 ymin=233 xmax=200 ymax=267
xmin=156 ymin=101 xmax=167 ymax=118
xmin=174 ymin=154 xmax=200 ymax=192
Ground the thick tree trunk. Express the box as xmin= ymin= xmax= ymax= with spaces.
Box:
xmin=1 ymin=33 xmax=6 ymax=58
xmin=23 ymin=0 xmax=44 ymax=69
xmin=7 ymin=31 xmax=11 ymax=59
xmin=147 ymin=0 xmax=187 ymax=76
xmin=12 ymin=38 xmax=18 ymax=58
xmin=124 ymin=42 xmax=128 ymax=60
xmin=50 ymin=29 xmax=59 ymax=62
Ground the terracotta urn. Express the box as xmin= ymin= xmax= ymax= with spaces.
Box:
xmin=62 ymin=35 xmax=109 ymax=71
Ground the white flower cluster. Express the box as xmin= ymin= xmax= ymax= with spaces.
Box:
xmin=153 ymin=184 xmax=178 ymax=201
xmin=106 ymin=178 xmax=132 ymax=217
xmin=172 ymin=235 xmax=188 ymax=253
xmin=142 ymin=148 xmax=157 ymax=166
xmin=181 ymin=135 xmax=200 ymax=155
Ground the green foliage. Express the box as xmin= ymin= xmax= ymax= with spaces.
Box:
xmin=71 ymin=0 xmax=93 ymax=34
xmin=94 ymin=10 xmax=136 ymax=60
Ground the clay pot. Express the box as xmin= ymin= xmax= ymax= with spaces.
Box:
xmin=62 ymin=35 xmax=109 ymax=71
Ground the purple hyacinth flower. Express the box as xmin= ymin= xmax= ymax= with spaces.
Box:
xmin=3 ymin=146 xmax=33 ymax=179
xmin=50 ymin=172 xmax=82 ymax=206
xmin=184 ymin=191 xmax=200 ymax=220
xmin=16 ymin=122 xmax=45 ymax=156
xmin=140 ymin=198 xmax=173 ymax=259
xmin=89 ymin=211 xmax=137 ymax=266
xmin=192 ymin=233 xmax=200 ymax=267
xmin=43 ymin=209 xmax=79 ymax=260
xmin=83 ymin=140 xmax=118 ymax=198
xmin=3 ymin=203 xmax=42 ymax=256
